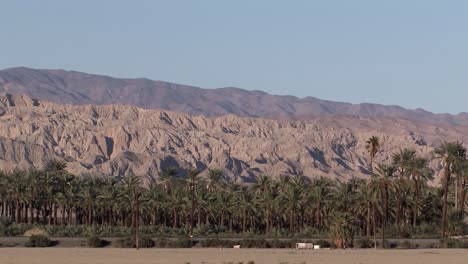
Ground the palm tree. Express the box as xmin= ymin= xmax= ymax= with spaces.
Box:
xmin=356 ymin=180 xmax=373 ymax=237
xmin=367 ymin=175 xmax=382 ymax=249
xmin=310 ymin=177 xmax=334 ymax=229
xmin=255 ymin=188 xmax=278 ymax=233
xmin=456 ymin=160 xmax=468 ymax=212
xmin=434 ymin=141 xmax=466 ymax=237
xmin=281 ymin=185 xmax=302 ymax=231
xmin=252 ymin=175 xmax=272 ymax=194
xmin=123 ymin=175 xmax=142 ymax=249
xmin=392 ymin=148 xmax=417 ymax=177
xmin=365 ymin=136 xmax=380 ymax=174
xmin=374 ymin=164 xmax=396 ymax=248
xmin=44 ymin=159 xmax=68 ymax=174
xmin=235 ymin=190 xmax=255 ymax=232
xmin=407 ymin=157 xmax=433 ymax=226
xmin=186 ymin=167 xmax=200 ymax=238
xmin=206 ymin=168 xmax=225 ymax=192
xmin=329 ymin=212 xmax=357 ymax=248
xmin=159 ymin=167 xmax=178 ymax=192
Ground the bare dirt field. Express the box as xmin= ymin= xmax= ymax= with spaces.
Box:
xmin=0 ymin=248 xmax=467 ymax=264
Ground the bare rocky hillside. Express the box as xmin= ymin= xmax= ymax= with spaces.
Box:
xmin=1 ymin=67 xmax=468 ymax=126
xmin=0 ymin=93 xmax=466 ymax=182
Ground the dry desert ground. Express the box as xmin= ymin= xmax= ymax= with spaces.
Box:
xmin=0 ymin=248 xmax=467 ymax=264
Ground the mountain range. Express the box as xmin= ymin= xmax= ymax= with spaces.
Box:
xmin=0 ymin=93 xmax=466 ymax=182
xmin=0 ymin=67 xmax=467 ymax=181
xmin=1 ymin=67 xmax=467 ymax=126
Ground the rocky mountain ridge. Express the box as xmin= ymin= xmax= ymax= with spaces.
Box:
xmin=0 ymin=93 xmax=466 ymax=182
xmin=1 ymin=67 xmax=467 ymax=126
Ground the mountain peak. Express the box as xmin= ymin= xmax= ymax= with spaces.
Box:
xmin=1 ymin=67 xmax=467 ymax=126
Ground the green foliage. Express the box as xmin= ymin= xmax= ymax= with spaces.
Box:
xmin=438 ymin=239 xmax=468 ymax=248
xmin=87 ymin=236 xmax=109 ymax=248
xmin=25 ymin=235 xmax=51 ymax=247
xmin=329 ymin=212 xmax=356 ymax=248
xmin=446 ymin=209 xmax=468 ymax=236
xmin=0 ymin=149 xmax=466 ymax=242
xmin=155 ymin=238 xmax=192 ymax=248
xmin=114 ymin=236 xmax=155 ymax=248
xmin=354 ymin=238 xmax=374 ymax=248
xmin=397 ymin=240 xmax=416 ymax=249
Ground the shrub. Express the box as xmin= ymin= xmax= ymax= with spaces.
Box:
xmin=354 ymin=238 xmax=373 ymax=248
xmin=114 ymin=236 xmax=155 ymax=248
xmin=87 ymin=236 xmax=109 ymax=248
xmin=439 ymin=239 xmax=468 ymax=249
xmin=397 ymin=240 xmax=413 ymax=249
xmin=155 ymin=238 xmax=169 ymax=248
xmin=173 ymin=238 xmax=192 ymax=248
xmin=199 ymin=238 xmax=234 ymax=248
xmin=25 ymin=235 xmax=51 ymax=247
xmin=24 ymin=228 xmax=49 ymax=237
xmin=154 ymin=238 xmax=193 ymax=248
xmin=140 ymin=236 xmax=156 ymax=248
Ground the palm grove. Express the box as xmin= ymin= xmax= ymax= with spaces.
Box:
xmin=0 ymin=138 xmax=466 ymax=247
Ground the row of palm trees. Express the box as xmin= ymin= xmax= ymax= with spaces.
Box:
xmin=365 ymin=138 xmax=467 ymax=238
xmin=0 ymin=140 xmax=466 ymax=241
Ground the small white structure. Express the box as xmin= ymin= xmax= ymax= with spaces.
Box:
xmin=233 ymin=245 xmax=241 ymax=249
xmin=295 ymin=242 xmax=314 ymax=250
xmin=313 ymin=245 xmax=321 ymax=249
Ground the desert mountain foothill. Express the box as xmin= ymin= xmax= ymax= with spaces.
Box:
xmin=0 ymin=72 xmax=467 ymax=182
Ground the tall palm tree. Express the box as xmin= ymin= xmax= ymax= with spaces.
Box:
xmin=310 ymin=177 xmax=334 ymax=229
xmin=456 ymin=160 xmax=468 ymax=212
xmin=44 ymin=159 xmax=68 ymax=174
xmin=392 ymin=148 xmax=417 ymax=177
xmin=186 ymin=167 xmax=200 ymax=238
xmin=434 ymin=141 xmax=466 ymax=237
xmin=407 ymin=157 xmax=433 ymax=226
xmin=374 ymin=164 xmax=396 ymax=248
xmin=365 ymin=136 xmax=380 ymax=174
xmin=252 ymin=175 xmax=272 ymax=194
xmin=123 ymin=175 xmax=142 ymax=249
xmin=235 ymin=190 xmax=255 ymax=232
xmin=159 ymin=167 xmax=178 ymax=192
xmin=367 ymin=175 xmax=382 ymax=249
xmin=206 ymin=168 xmax=225 ymax=192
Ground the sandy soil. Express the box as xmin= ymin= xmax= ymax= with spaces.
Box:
xmin=0 ymin=248 xmax=466 ymax=264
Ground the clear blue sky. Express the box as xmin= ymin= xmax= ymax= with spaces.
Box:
xmin=1 ymin=0 xmax=467 ymax=114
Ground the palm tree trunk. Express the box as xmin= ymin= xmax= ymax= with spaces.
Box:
xmin=197 ymin=208 xmax=201 ymax=226
xmin=54 ymin=205 xmax=58 ymax=225
xmin=15 ymin=200 xmax=20 ymax=223
xmin=24 ymin=205 xmax=29 ymax=223
xmin=220 ymin=211 xmax=224 ymax=227
xmin=173 ymin=209 xmax=177 ymax=228
xmin=88 ymin=206 xmax=92 ymax=225
xmin=316 ymin=204 xmax=321 ymax=229
xmin=367 ymin=203 xmax=371 ymax=237
xmin=413 ymin=183 xmax=419 ymax=227
xmin=30 ymin=204 xmax=34 ymax=224
xmin=461 ymin=179 xmax=467 ymax=213
xmin=290 ymin=209 xmax=294 ymax=231
xmin=455 ymin=178 xmax=458 ymax=210
xmin=382 ymin=186 xmax=388 ymax=248
xmin=441 ymin=171 xmax=450 ymax=238
xmin=242 ymin=210 xmax=246 ymax=233
xmin=62 ymin=206 xmax=66 ymax=225
xmin=372 ymin=204 xmax=377 ymax=249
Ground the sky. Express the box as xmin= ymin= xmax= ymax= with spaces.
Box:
xmin=1 ymin=0 xmax=467 ymax=114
